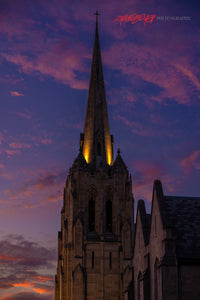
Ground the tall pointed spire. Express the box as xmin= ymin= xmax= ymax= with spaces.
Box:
xmin=82 ymin=13 xmax=113 ymax=167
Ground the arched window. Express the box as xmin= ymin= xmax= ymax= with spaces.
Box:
xmin=109 ymin=252 xmax=112 ymax=270
xmin=97 ymin=142 xmax=101 ymax=156
xmin=106 ymin=199 xmax=112 ymax=232
xmin=89 ymin=198 xmax=95 ymax=231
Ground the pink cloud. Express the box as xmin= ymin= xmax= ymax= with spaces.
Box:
xmin=5 ymin=139 xmax=33 ymax=157
xmin=103 ymin=25 xmax=200 ymax=105
xmin=30 ymin=170 xmax=66 ymax=190
xmin=0 ymin=2 xmax=90 ymax=90
xmin=108 ymin=88 xmax=136 ymax=106
xmin=0 ymin=74 xmax=24 ymax=84
xmin=41 ymin=190 xmax=62 ymax=203
xmin=109 ymin=49 xmax=177 ymax=103
xmin=15 ymin=109 xmax=33 ymax=119
xmin=0 ymin=132 xmax=4 ymax=145
xmin=0 ymin=234 xmax=56 ymax=268
xmin=1 ymin=168 xmax=65 ymax=213
xmin=181 ymin=150 xmax=200 ymax=174
xmin=114 ymin=114 xmax=152 ymax=136
xmin=1 ymin=0 xmax=198 ymax=99
xmin=40 ymin=139 xmax=52 ymax=145
xmin=2 ymin=42 xmax=89 ymax=89
xmin=9 ymin=142 xmax=31 ymax=149
xmin=0 ymin=8 xmax=35 ymax=40
xmin=131 ymin=160 xmax=176 ymax=202
xmin=0 ymin=170 xmax=12 ymax=180
xmin=133 ymin=160 xmax=164 ymax=187
xmin=174 ymin=64 xmax=200 ymax=90
xmin=6 ymin=149 xmax=21 ymax=156
xmin=1 ymin=131 xmax=54 ymax=160
xmin=10 ymin=91 xmax=24 ymax=96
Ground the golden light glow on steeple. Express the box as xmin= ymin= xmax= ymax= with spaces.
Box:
xmin=105 ymin=133 xmax=113 ymax=166
xmin=83 ymin=143 xmax=90 ymax=163
xmin=107 ymin=150 xmax=112 ymax=166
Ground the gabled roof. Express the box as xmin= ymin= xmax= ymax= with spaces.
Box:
xmin=163 ymin=195 xmax=200 ymax=259
xmin=153 ymin=180 xmax=200 ymax=260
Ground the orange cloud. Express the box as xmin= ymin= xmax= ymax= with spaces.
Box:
xmin=33 ymin=287 xmax=50 ymax=294
xmin=10 ymin=91 xmax=24 ymax=96
xmin=35 ymin=276 xmax=52 ymax=282
xmin=13 ymin=282 xmax=50 ymax=294
xmin=13 ymin=282 xmax=34 ymax=288
xmin=0 ymin=254 xmax=19 ymax=261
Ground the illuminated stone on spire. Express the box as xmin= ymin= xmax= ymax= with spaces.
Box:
xmin=82 ymin=13 xmax=113 ymax=166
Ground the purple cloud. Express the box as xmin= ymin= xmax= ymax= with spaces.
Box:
xmin=0 ymin=234 xmax=55 ymax=298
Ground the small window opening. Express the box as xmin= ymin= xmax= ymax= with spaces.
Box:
xmin=106 ymin=199 xmax=112 ymax=232
xmin=109 ymin=252 xmax=112 ymax=270
xmin=89 ymin=198 xmax=95 ymax=231
xmin=92 ymin=251 xmax=94 ymax=269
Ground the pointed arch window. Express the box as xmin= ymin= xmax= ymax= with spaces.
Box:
xmin=92 ymin=251 xmax=94 ymax=269
xmin=89 ymin=198 xmax=95 ymax=231
xmin=109 ymin=252 xmax=112 ymax=270
xmin=106 ymin=199 xmax=112 ymax=232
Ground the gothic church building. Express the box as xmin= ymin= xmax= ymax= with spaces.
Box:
xmin=55 ymin=19 xmax=200 ymax=300
xmin=55 ymin=19 xmax=134 ymax=300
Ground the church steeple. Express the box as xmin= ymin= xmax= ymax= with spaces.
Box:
xmin=81 ymin=13 xmax=113 ymax=167
xmin=55 ymin=16 xmax=134 ymax=300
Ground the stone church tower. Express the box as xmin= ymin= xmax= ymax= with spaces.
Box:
xmin=55 ymin=18 xmax=134 ymax=300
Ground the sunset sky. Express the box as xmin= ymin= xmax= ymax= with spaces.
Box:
xmin=0 ymin=0 xmax=200 ymax=299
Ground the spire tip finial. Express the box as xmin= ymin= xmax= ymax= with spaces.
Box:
xmin=94 ymin=11 xmax=100 ymax=24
